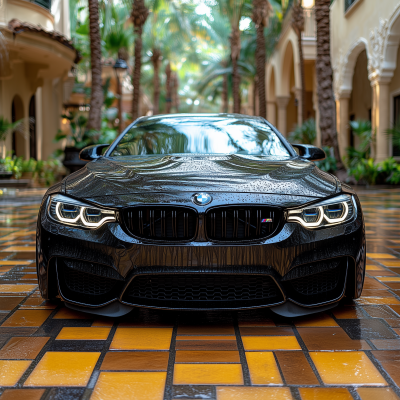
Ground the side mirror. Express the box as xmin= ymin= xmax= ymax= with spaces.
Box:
xmin=79 ymin=144 xmax=109 ymax=161
xmin=292 ymin=144 xmax=326 ymax=161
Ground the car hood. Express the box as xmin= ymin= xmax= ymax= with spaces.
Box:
xmin=64 ymin=154 xmax=339 ymax=199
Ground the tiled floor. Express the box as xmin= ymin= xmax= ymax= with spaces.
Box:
xmin=0 ymin=190 xmax=400 ymax=399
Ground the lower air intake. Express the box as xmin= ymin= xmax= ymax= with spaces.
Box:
xmin=122 ymin=274 xmax=283 ymax=309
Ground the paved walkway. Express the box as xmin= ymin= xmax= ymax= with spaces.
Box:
xmin=0 ymin=189 xmax=399 ymax=399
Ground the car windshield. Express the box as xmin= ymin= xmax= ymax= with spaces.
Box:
xmin=110 ymin=116 xmax=290 ymax=157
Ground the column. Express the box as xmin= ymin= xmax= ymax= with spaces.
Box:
xmin=336 ymin=91 xmax=351 ymax=164
xmin=276 ymin=96 xmax=290 ymax=137
xmin=371 ymin=78 xmax=390 ymax=162
xmin=267 ymin=101 xmax=276 ymax=126
xmin=35 ymin=87 xmax=43 ymax=161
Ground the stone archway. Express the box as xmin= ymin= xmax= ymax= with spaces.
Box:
xmin=335 ymin=39 xmax=370 ymax=160
xmin=277 ymin=39 xmax=299 ymax=137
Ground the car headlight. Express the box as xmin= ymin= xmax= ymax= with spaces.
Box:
xmin=287 ymin=194 xmax=356 ymax=229
xmin=48 ymin=194 xmax=116 ymax=229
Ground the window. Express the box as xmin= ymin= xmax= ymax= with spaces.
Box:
xmin=345 ymin=0 xmax=357 ymax=12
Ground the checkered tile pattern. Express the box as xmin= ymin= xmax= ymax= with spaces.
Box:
xmin=0 ymin=191 xmax=400 ymax=399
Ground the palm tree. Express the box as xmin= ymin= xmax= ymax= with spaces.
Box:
xmin=87 ymin=0 xmax=103 ymax=132
xmin=251 ymin=0 xmax=271 ymax=119
xmin=165 ymin=62 xmax=172 ymax=114
xmin=151 ymin=48 xmax=162 ymax=114
xmin=131 ymin=0 xmax=149 ymax=121
xmin=315 ymin=0 xmax=343 ymax=169
xmin=218 ymin=0 xmax=248 ymax=114
xmin=291 ymin=0 xmax=306 ymax=123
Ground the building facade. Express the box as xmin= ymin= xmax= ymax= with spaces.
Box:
xmin=261 ymin=0 xmax=317 ymax=139
xmin=331 ymin=0 xmax=400 ymax=162
xmin=0 ymin=0 xmax=78 ymax=160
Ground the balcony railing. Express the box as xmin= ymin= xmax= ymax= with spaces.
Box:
xmin=302 ymin=7 xmax=315 ymax=38
xmin=345 ymin=0 xmax=356 ymax=12
xmin=29 ymin=0 xmax=51 ymax=10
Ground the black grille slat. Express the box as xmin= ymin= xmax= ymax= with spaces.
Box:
xmin=206 ymin=206 xmax=280 ymax=241
xmin=63 ymin=266 xmax=117 ymax=296
xmin=123 ymin=206 xmax=197 ymax=241
xmin=290 ymin=268 xmax=341 ymax=296
xmin=123 ymin=274 xmax=283 ymax=309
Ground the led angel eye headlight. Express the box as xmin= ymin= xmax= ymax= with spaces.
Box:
xmin=287 ymin=194 xmax=356 ymax=229
xmin=49 ymin=195 xmax=116 ymax=229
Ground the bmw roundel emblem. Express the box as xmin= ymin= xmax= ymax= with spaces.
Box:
xmin=193 ymin=192 xmax=212 ymax=206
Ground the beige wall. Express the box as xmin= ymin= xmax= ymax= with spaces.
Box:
xmin=331 ymin=0 xmax=400 ymax=160
xmin=0 ymin=0 xmax=74 ymax=160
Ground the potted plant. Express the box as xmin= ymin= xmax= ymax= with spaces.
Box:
xmin=0 ymin=117 xmax=22 ymax=179
xmin=54 ymin=112 xmax=92 ymax=173
xmin=21 ymin=158 xmax=37 ymax=180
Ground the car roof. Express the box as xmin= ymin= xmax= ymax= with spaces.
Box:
xmin=137 ymin=113 xmax=267 ymax=124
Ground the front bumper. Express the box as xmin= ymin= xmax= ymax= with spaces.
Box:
xmin=37 ymin=193 xmax=365 ymax=317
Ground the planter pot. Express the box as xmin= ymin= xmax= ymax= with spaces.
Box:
xmin=21 ymin=172 xmax=34 ymax=180
xmin=63 ymin=147 xmax=88 ymax=174
xmin=0 ymin=171 xmax=12 ymax=179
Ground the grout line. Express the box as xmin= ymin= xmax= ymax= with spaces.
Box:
xmin=163 ymin=321 xmax=178 ymax=400
xmin=233 ymin=315 xmax=251 ymax=386
xmin=364 ymin=350 xmax=400 ymax=396
xmin=291 ymin=324 xmax=324 ymax=387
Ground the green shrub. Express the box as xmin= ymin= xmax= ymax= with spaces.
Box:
xmin=315 ymin=146 xmax=337 ymax=173
xmin=348 ymin=157 xmax=400 ymax=185
xmin=289 ymin=118 xmax=316 ymax=145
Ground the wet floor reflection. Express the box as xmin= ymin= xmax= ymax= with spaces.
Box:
xmin=0 ymin=190 xmax=399 ymax=399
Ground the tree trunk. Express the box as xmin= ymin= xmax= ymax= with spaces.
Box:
xmin=230 ymin=27 xmax=241 ymax=114
xmin=87 ymin=0 xmax=103 ymax=132
xmin=253 ymin=76 xmax=258 ymax=116
xmin=222 ymin=60 xmax=229 ymax=113
xmin=151 ymin=49 xmax=161 ymax=115
xmin=315 ymin=0 xmax=343 ymax=168
xmin=172 ymin=73 xmax=179 ymax=112
xmin=131 ymin=0 xmax=149 ymax=121
xmin=131 ymin=32 xmax=143 ymax=120
xmin=292 ymin=1 xmax=306 ymax=123
xmin=297 ymin=30 xmax=306 ymax=123
xmin=255 ymin=24 xmax=266 ymax=118
xmin=165 ymin=63 xmax=172 ymax=114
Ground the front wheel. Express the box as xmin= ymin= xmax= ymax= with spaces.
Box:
xmin=345 ymin=237 xmax=366 ymax=300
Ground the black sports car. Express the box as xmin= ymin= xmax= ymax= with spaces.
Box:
xmin=36 ymin=114 xmax=366 ymax=317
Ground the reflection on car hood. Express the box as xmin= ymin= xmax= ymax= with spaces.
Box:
xmin=64 ymin=154 xmax=339 ymax=199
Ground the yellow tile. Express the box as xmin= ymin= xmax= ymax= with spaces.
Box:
xmin=111 ymin=328 xmax=172 ymax=350
xmin=0 ymin=284 xmax=36 ymax=293
xmin=0 ymin=261 xmax=31 ymax=265
xmin=91 ymin=372 xmax=166 ymax=400
xmin=245 ymin=352 xmax=283 ymax=385
xmin=366 ymin=265 xmax=385 ymax=270
xmin=355 ymin=297 xmax=400 ymax=305
xmin=176 ymin=336 xmax=235 ymax=340
xmin=367 ymin=253 xmax=396 ymax=259
xmin=242 ymin=336 xmax=301 ymax=351
xmin=53 ymin=308 xmax=92 ymax=319
xmin=173 ymin=364 xmax=243 ymax=385
xmin=0 ymin=360 xmax=31 ymax=386
xmin=294 ymin=314 xmax=339 ymax=327
xmin=378 ymin=277 xmax=400 ymax=282
xmin=380 ymin=261 xmax=400 ymax=267
xmin=92 ymin=319 xmax=114 ymax=327
xmin=2 ymin=309 xmax=52 ymax=327
xmin=310 ymin=351 xmax=387 ymax=385
xmin=358 ymin=388 xmax=400 ymax=400
xmin=24 ymin=352 xmax=100 ymax=387
xmin=3 ymin=246 xmax=36 ymax=252
xmin=217 ymin=387 xmax=292 ymax=400
xmin=56 ymin=327 xmax=111 ymax=340
xmin=299 ymin=388 xmax=353 ymax=400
